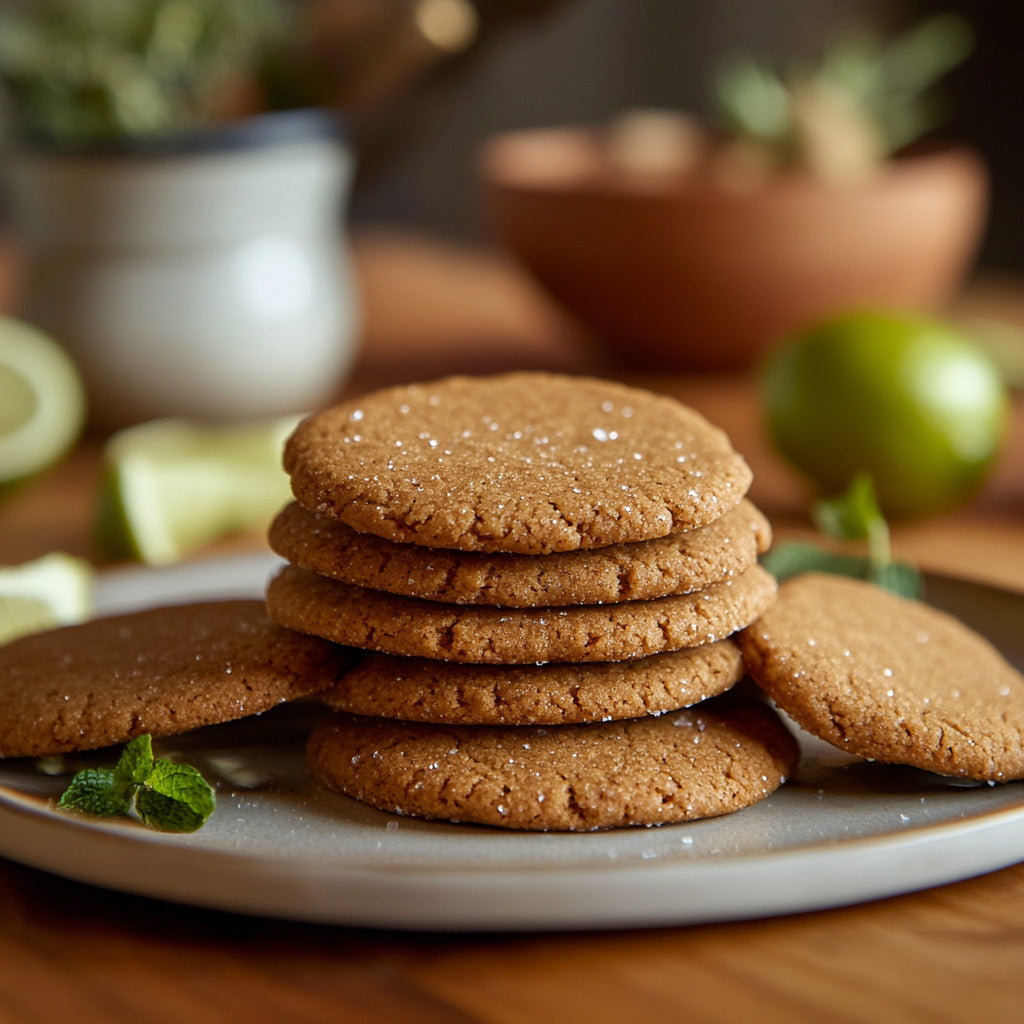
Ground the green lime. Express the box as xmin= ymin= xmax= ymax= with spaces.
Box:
xmin=95 ymin=416 xmax=301 ymax=564
xmin=0 ymin=552 xmax=94 ymax=644
xmin=0 ymin=317 xmax=86 ymax=491
xmin=762 ymin=310 xmax=1010 ymax=519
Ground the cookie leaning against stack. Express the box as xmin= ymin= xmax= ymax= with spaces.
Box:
xmin=738 ymin=573 xmax=1024 ymax=782
xmin=267 ymin=372 xmax=797 ymax=831
xmin=0 ymin=601 xmax=351 ymax=758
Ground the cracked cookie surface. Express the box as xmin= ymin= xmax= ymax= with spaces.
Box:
xmin=283 ymin=373 xmax=752 ymax=554
xmin=266 ymin=563 xmax=777 ymax=664
xmin=318 ymin=640 xmax=744 ymax=725
xmin=269 ymin=499 xmax=770 ymax=607
xmin=738 ymin=573 xmax=1024 ymax=782
xmin=306 ymin=696 xmax=799 ymax=831
xmin=0 ymin=600 xmax=351 ymax=757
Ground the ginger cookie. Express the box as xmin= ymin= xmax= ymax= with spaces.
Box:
xmin=306 ymin=696 xmax=799 ymax=831
xmin=318 ymin=640 xmax=744 ymax=725
xmin=283 ymin=372 xmax=752 ymax=554
xmin=0 ymin=600 xmax=351 ymax=758
xmin=269 ymin=499 xmax=771 ymax=608
xmin=266 ymin=563 xmax=777 ymax=664
xmin=738 ymin=573 xmax=1024 ymax=782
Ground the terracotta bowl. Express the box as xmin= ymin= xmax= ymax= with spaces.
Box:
xmin=479 ymin=127 xmax=989 ymax=372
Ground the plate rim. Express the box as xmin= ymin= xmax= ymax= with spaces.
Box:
xmin=2 ymin=780 xmax=1024 ymax=929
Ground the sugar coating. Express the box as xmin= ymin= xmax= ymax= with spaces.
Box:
xmin=283 ymin=373 xmax=752 ymax=554
xmin=306 ymin=697 xmax=799 ymax=831
xmin=318 ymin=640 xmax=744 ymax=725
xmin=0 ymin=601 xmax=351 ymax=758
xmin=738 ymin=574 xmax=1024 ymax=782
xmin=269 ymin=499 xmax=771 ymax=608
xmin=266 ymin=563 xmax=777 ymax=664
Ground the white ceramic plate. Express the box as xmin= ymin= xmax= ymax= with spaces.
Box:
xmin=1 ymin=552 xmax=1023 ymax=932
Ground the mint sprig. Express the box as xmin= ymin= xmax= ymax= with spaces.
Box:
xmin=57 ymin=735 xmax=215 ymax=833
xmin=762 ymin=474 xmax=923 ymax=598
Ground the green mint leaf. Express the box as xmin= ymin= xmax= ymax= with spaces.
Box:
xmin=764 ymin=475 xmax=922 ymax=599
xmin=871 ymin=561 xmax=924 ymax=600
xmin=761 ymin=541 xmax=869 ymax=582
xmin=762 ymin=541 xmax=923 ymax=599
xmin=812 ymin=474 xmax=880 ymax=541
xmin=114 ymin=734 xmax=154 ymax=786
xmin=52 ymin=735 xmax=215 ymax=832
xmin=813 ymin=474 xmax=891 ymax=570
xmin=135 ymin=760 xmax=216 ymax=833
xmin=135 ymin=788 xmax=207 ymax=833
xmin=58 ymin=768 xmax=131 ymax=818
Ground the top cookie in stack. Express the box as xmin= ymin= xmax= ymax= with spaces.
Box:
xmin=266 ymin=372 xmax=793 ymax=830
xmin=281 ymin=372 xmax=752 ymax=554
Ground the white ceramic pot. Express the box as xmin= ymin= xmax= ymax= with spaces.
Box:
xmin=8 ymin=110 xmax=359 ymax=430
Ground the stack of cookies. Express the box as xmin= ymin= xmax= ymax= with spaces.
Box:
xmin=266 ymin=372 xmax=799 ymax=831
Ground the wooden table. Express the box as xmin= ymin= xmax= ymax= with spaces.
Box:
xmin=1 ymin=231 xmax=1023 ymax=1022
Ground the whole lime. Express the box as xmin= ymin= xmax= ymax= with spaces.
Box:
xmin=761 ymin=310 xmax=1010 ymax=519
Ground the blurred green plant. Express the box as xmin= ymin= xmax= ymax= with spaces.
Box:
xmin=761 ymin=475 xmax=923 ymax=599
xmin=0 ymin=0 xmax=301 ymax=147
xmin=711 ymin=13 xmax=973 ymax=179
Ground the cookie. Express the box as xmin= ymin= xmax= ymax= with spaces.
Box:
xmin=307 ymin=696 xmax=799 ymax=830
xmin=266 ymin=563 xmax=777 ymax=664
xmin=269 ymin=499 xmax=771 ymax=608
xmin=318 ymin=640 xmax=744 ymax=725
xmin=0 ymin=600 xmax=351 ymax=758
xmin=283 ymin=372 xmax=752 ymax=554
xmin=738 ymin=573 xmax=1024 ymax=782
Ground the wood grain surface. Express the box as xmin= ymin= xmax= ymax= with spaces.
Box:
xmin=1 ymin=230 xmax=1023 ymax=1023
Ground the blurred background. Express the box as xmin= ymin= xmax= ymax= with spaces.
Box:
xmin=335 ymin=0 xmax=1022 ymax=272
xmin=0 ymin=0 xmax=1020 ymax=272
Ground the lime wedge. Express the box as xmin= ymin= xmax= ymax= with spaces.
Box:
xmin=0 ymin=553 xmax=95 ymax=645
xmin=95 ymin=416 xmax=302 ymax=564
xmin=0 ymin=317 xmax=87 ymax=490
